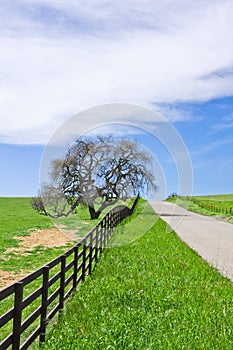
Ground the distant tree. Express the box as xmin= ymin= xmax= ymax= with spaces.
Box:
xmin=31 ymin=194 xmax=46 ymax=215
xmin=34 ymin=136 xmax=156 ymax=219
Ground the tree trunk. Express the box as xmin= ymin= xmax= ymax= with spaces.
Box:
xmin=88 ymin=205 xmax=101 ymax=220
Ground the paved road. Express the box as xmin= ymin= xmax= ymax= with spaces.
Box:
xmin=150 ymin=201 xmax=233 ymax=282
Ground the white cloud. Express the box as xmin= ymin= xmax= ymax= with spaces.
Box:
xmin=0 ymin=0 xmax=233 ymax=144
xmin=192 ymin=138 xmax=233 ymax=156
xmin=16 ymin=0 xmax=230 ymax=34
xmin=209 ymin=113 xmax=233 ymax=134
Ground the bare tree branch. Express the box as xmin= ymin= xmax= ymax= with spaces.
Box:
xmin=33 ymin=136 xmax=156 ymax=219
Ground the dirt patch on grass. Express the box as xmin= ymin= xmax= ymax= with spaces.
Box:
xmin=4 ymin=228 xmax=75 ymax=255
xmin=0 ymin=228 xmax=78 ymax=289
xmin=55 ymin=224 xmax=82 ymax=240
xmin=0 ymin=269 xmax=30 ymax=289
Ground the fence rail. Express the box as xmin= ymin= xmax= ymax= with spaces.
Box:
xmin=0 ymin=197 xmax=138 ymax=350
xmin=190 ymin=198 xmax=232 ymax=215
xmin=179 ymin=196 xmax=232 ymax=215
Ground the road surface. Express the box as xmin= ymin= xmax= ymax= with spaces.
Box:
xmin=150 ymin=201 xmax=233 ymax=282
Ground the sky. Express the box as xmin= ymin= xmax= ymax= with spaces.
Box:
xmin=0 ymin=0 xmax=232 ymax=198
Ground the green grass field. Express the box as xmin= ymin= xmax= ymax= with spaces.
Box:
xmin=0 ymin=197 xmax=52 ymax=251
xmin=0 ymin=197 xmax=132 ymax=344
xmin=0 ymin=198 xmax=72 ymax=280
xmin=0 ymin=197 xmax=109 ymax=282
xmin=166 ymin=194 xmax=233 ymax=222
xmin=193 ymin=194 xmax=233 ymax=212
xmin=0 ymin=197 xmax=132 ymax=282
xmin=194 ymin=194 xmax=233 ymax=201
xmin=1 ymin=197 xmax=233 ymax=349
xmin=33 ymin=201 xmax=233 ymax=350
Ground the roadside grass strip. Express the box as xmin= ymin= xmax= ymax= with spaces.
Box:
xmin=166 ymin=194 xmax=233 ymax=223
xmin=36 ymin=213 xmax=233 ymax=349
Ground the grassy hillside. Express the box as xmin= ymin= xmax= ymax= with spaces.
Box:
xmin=0 ymin=197 xmax=53 ymax=232
xmin=195 ymin=194 xmax=233 ymax=201
xmin=193 ymin=194 xmax=233 ymax=212
xmin=0 ymin=198 xmax=73 ymax=290
xmin=0 ymin=197 xmax=142 ymax=344
xmin=0 ymin=198 xmax=98 ymax=282
xmin=166 ymin=194 xmax=233 ymax=222
xmin=0 ymin=197 xmax=132 ymax=283
xmin=35 ymin=206 xmax=233 ymax=350
xmin=1 ymin=198 xmax=233 ymax=349
xmin=0 ymin=197 xmax=53 ymax=254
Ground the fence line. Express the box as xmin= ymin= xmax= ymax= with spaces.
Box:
xmin=181 ymin=197 xmax=232 ymax=215
xmin=190 ymin=198 xmax=232 ymax=215
xmin=0 ymin=197 xmax=138 ymax=350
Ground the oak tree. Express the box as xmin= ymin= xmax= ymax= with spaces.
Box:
xmin=34 ymin=136 xmax=156 ymax=219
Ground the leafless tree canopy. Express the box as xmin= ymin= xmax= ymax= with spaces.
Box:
xmin=35 ymin=136 xmax=156 ymax=219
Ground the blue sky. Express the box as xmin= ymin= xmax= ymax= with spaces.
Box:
xmin=0 ymin=1 xmax=232 ymax=198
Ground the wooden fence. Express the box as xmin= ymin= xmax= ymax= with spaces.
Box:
xmin=0 ymin=198 xmax=138 ymax=350
xmin=188 ymin=197 xmax=232 ymax=215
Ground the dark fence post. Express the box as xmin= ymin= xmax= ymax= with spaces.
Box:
xmin=110 ymin=212 xmax=113 ymax=238
xmin=12 ymin=282 xmax=24 ymax=350
xmin=118 ymin=211 xmax=121 ymax=225
xmin=95 ymin=227 xmax=99 ymax=262
xmin=106 ymin=213 xmax=109 ymax=241
xmin=130 ymin=193 xmax=140 ymax=213
xmin=89 ymin=232 xmax=93 ymax=275
xmin=40 ymin=265 xmax=49 ymax=343
xmin=99 ymin=222 xmax=103 ymax=254
xmin=59 ymin=255 xmax=66 ymax=313
xmin=82 ymin=241 xmax=87 ymax=281
xmin=103 ymin=217 xmax=107 ymax=248
xmin=73 ymin=246 xmax=79 ymax=290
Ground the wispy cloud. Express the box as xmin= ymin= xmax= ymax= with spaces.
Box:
xmin=2 ymin=0 xmax=223 ymax=35
xmin=0 ymin=1 xmax=233 ymax=144
xmin=154 ymin=103 xmax=203 ymax=123
xmin=209 ymin=114 xmax=233 ymax=134
xmin=192 ymin=138 xmax=233 ymax=156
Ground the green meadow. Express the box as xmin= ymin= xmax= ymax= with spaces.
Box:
xmin=35 ymin=200 xmax=233 ymax=350
xmin=193 ymin=194 xmax=233 ymax=211
xmin=0 ymin=197 xmax=131 ymax=279
xmin=0 ymin=197 xmax=98 ymax=280
xmin=166 ymin=194 xmax=233 ymax=222
xmin=0 ymin=198 xmax=70 ymax=279
xmin=1 ymin=197 xmax=233 ymax=349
